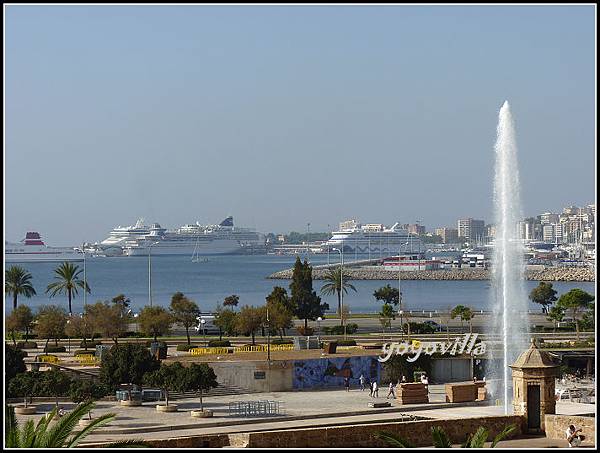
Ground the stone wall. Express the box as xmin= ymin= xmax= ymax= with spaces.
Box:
xmin=244 ymin=415 xmax=524 ymax=448
xmin=544 ymin=414 xmax=595 ymax=444
xmin=210 ymin=360 xmax=293 ymax=392
xmin=269 ymin=266 xmax=595 ymax=282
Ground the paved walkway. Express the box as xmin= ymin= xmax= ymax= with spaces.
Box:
xmin=14 ymin=385 xmax=595 ymax=447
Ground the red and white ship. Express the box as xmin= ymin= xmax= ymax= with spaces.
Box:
xmin=5 ymin=232 xmax=83 ymax=263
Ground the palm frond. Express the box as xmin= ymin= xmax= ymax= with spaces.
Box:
xmin=66 ymin=412 xmax=116 ymax=447
xmin=466 ymin=426 xmax=489 ymax=448
xmin=5 ymin=405 xmax=19 ymax=447
xmin=41 ymin=402 xmax=94 ymax=447
xmin=375 ymin=430 xmax=414 ymax=448
xmin=490 ymin=424 xmax=516 ymax=447
xmin=20 ymin=419 xmax=37 ymax=448
xmin=431 ymin=426 xmax=452 ymax=448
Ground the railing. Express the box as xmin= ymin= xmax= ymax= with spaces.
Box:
xmin=228 ymin=400 xmax=285 ymax=417
xmin=234 ymin=344 xmax=294 ymax=353
xmin=37 ymin=355 xmax=60 ymax=364
xmin=74 ymin=353 xmax=99 ymax=366
xmin=189 ymin=347 xmax=229 ymax=356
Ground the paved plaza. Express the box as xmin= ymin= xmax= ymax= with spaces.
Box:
xmin=14 ymin=384 xmax=595 ymax=447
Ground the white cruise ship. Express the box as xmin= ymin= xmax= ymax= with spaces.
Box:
xmin=122 ymin=216 xmax=264 ymax=257
xmin=322 ymin=220 xmax=424 ymax=255
xmin=5 ymin=232 xmax=83 ymax=263
xmin=96 ymin=218 xmax=150 ymax=256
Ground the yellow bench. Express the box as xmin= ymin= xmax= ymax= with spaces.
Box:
xmin=38 ymin=355 xmax=60 ymax=364
xmin=189 ymin=347 xmax=229 ymax=356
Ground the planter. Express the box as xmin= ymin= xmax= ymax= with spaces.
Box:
xmin=120 ymin=399 xmax=142 ymax=407
xmin=14 ymin=405 xmax=37 ymax=415
xmin=156 ymin=404 xmax=178 ymax=412
xmin=191 ymin=409 xmax=213 ymax=418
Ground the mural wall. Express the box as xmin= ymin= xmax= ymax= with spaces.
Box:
xmin=293 ymin=356 xmax=381 ymax=389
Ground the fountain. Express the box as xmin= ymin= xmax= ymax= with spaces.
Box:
xmin=490 ymin=101 xmax=529 ymax=414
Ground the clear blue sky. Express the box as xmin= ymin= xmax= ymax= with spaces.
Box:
xmin=5 ymin=5 xmax=596 ymax=245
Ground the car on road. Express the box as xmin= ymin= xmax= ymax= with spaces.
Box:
xmin=423 ymin=320 xmax=444 ymax=332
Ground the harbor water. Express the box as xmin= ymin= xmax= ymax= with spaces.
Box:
xmin=5 ymin=254 xmax=594 ymax=315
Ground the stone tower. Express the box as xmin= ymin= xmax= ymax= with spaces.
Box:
xmin=509 ymin=338 xmax=560 ymax=433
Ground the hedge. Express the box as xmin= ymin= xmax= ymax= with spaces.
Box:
xmin=79 ymin=340 xmax=102 ymax=348
xmin=336 ymin=339 xmax=357 ymax=346
xmin=270 ymin=339 xmax=293 ymax=345
xmin=44 ymin=346 xmax=66 ymax=353
xmin=16 ymin=341 xmax=38 ymax=349
xmin=207 ymin=340 xmax=231 ymax=347
xmin=176 ymin=344 xmax=200 ymax=351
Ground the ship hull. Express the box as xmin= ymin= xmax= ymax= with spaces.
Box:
xmin=123 ymin=239 xmax=246 ymax=256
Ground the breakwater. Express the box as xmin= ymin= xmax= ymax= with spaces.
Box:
xmin=268 ymin=266 xmax=595 ymax=282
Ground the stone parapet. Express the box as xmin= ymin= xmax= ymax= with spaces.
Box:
xmin=544 ymin=414 xmax=595 ymax=444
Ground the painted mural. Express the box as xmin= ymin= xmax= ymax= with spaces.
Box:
xmin=293 ymin=356 xmax=381 ymax=389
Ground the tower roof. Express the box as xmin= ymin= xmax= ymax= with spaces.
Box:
xmin=510 ymin=338 xmax=560 ymax=369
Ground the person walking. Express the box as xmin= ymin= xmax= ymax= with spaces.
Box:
xmin=344 ymin=377 xmax=350 ymax=392
xmin=387 ymin=381 xmax=396 ymax=399
xmin=373 ymin=381 xmax=379 ymax=398
xmin=359 ymin=374 xmax=366 ymax=391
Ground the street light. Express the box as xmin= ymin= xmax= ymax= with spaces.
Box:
xmin=331 ymin=247 xmax=346 ymax=339
xmin=317 ymin=317 xmax=322 ymax=343
xmin=200 ymin=319 xmax=206 ymax=346
xmin=148 ymin=241 xmax=159 ymax=307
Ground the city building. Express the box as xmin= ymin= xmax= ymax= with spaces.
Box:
xmin=457 ymin=218 xmax=485 ymax=243
xmin=435 ymin=227 xmax=459 ymax=244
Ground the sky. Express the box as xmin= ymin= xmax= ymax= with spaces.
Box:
xmin=5 ymin=5 xmax=596 ymax=246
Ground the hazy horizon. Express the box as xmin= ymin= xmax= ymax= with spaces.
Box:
xmin=5 ymin=5 xmax=595 ymax=246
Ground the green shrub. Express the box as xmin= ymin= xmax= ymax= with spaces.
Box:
xmin=16 ymin=341 xmax=38 ymax=349
xmin=323 ymin=324 xmax=359 ymax=335
xmin=79 ymin=340 xmax=102 ymax=348
xmin=336 ymin=339 xmax=357 ymax=346
xmin=207 ymin=340 xmax=231 ymax=347
xmin=6 ymin=345 xmax=28 ymax=386
xmin=69 ymin=380 xmax=110 ymax=403
xmin=72 ymin=350 xmax=96 ymax=356
xmin=270 ymin=339 xmax=293 ymax=345
xmin=176 ymin=344 xmax=200 ymax=351
xmin=44 ymin=346 xmax=66 ymax=353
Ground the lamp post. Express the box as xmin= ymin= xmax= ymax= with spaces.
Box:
xmin=66 ymin=319 xmax=71 ymax=353
xmin=399 ymin=310 xmax=404 ymax=341
xmin=148 ymin=241 xmax=159 ymax=307
xmin=317 ymin=317 xmax=322 ymax=343
xmin=200 ymin=319 xmax=206 ymax=346
xmin=331 ymin=247 xmax=346 ymax=339
xmin=82 ymin=243 xmax=87 ymax=308
xmin=266 ymin=307 xmax=271 ymax=363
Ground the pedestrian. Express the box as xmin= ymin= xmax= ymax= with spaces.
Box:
xmin=359 ymin=374 xmax=366 ymax=391
xmin=566 ymin=424 xmax=584 ymax=447
xmin=373 ymin=381 xmax=379 ymax=398
xmin=387 ymin=381 xmax=396 ymax=399
xmin=344 ymin=377 xmax=350 ymax=392
xmin=401 ymin=375 xmax=407 ymax=383
xmin=369 ymin=381 xmax=374 ymax=397
xmin=420 ymin=373 xmax=429 ymax=386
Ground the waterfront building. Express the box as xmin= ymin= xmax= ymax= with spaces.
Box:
xmin=457 ymin=218 xmax=485 ymax=243
xmin=435 ymin=227 xmax=459 ymax=244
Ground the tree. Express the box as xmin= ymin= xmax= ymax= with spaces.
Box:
xmin=85 ymin=300 xmax=129 ymax=345
xmin=65 ymin=312 xmax=96 ymax=350
xmin=236 ymin=306 xmax=265 ymax=345
xmin=99 ymin=343 xmax=160 ymax=392
xmin=451 ymin=305 xmax=475 ymax=333
xmin=547 ymin=305 xmax=565 ymax=333
xmin=556 ymin=289 xmax=595 ymax=341
xmin=529 ymin=282 xmax=558 ymax=314
xmin=5 ymin=265 xmax=37 ymax=310
xmin=143 ymin=362 xmax=189 ymax=407
xmin=266 ymin=287 xmax=294 ymax=338
xmin=69 ymin=380 xmax=111 ymax=404
xmin=7 ymin=306 xmax=35 ymax=345
xmin=183 ymin=363 xmax=218 ymax=412
xmin=223 ymin=295 xmax=240 ymax=307
xmin=45 ymin=262 xmax=90 ymax=315
xmin=213 ymin=306 xmax=238 ymax=340
xmin=379 ymin=303 xmax=395 ymax=341
xmin=5 ymin=402 xmax=148 ymax=448
xmin=320 ymin=267 xmax=357 ymax=325
xmin=290 ymin=257 xmax=329 ymax=330
xmin=7 ymin=371 xmax=37 ymax=407
xmin=39 ymin=370 xmax=73 ymax=408
xmin=138 ymin=306 xmax=173 ymax=342
xmin=6 ymin=345 xmax=27 ymax=387
xmin=111 ymin=294 xmax=131 ymax=308
xmin=373 ymin=285 xmax=400 ymax=306
xmin=170 ymin=292 xmax=200 ymax=345
xmin=36 ymin=305 xmax=68 ymax=350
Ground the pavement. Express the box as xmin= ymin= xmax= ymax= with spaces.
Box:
xmin=13 ymin=385 xmax=595 ymax=447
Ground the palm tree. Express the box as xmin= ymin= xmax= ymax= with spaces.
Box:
xmin=5 ymin=401 xmax=148 ymax=448
xmin=320 ymin=267 xmax=357 ymax=325
xmin=375 ymin=424 xmax=516 ymax=448
xmin=5 ymin=266 xmax=37 ymax=310
xmin=46 ymin=262 xmax=90 ymax=315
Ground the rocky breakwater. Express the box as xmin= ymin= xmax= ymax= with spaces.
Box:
xmin=268 ymin=266 xmax=595 ymax=282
